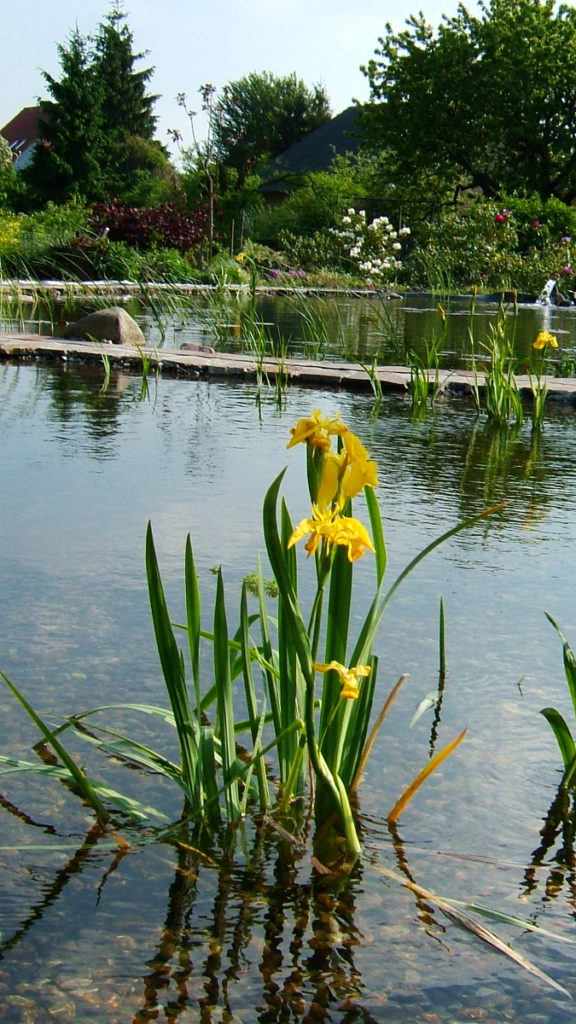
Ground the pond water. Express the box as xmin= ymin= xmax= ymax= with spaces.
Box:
xmin=5 ymin=287 xmax=576 ymax=370
xmin=1 ymin=356 xmax=576 ymax=1022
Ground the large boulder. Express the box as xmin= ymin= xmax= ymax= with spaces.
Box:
xmin=63 ymin=306 xmax=146 ymax=346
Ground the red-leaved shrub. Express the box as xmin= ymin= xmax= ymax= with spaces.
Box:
xmin=89 ymin=198 xmax=213 ymax=252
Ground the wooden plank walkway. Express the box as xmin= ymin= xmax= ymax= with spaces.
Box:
xmin=1 ymin=332 xmax=576 ymax=403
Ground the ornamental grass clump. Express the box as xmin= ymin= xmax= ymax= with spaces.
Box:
xmin=470 ymin=301 xmax=524 ymax=425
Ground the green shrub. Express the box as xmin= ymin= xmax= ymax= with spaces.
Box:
xmin=17 ymin=200 xmax=89 ymax=252
xmin=277 ymin=228 xmax=345 ymax=272
xmin=252 ymin=155 xmax=372 ymax=247
xmin=136 ymin=246 xmax=200 ymax=282
xmin=0 ymin=213 xmax=21 ymax=263
xmin=401 ymin=196 xmax=576 ymax=293
xmin=402 ymin=201 xmax=520 ymax=291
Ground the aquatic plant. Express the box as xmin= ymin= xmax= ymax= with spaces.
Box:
xmin=288 ymin=292 xmax=342 ymax=360
xmin=541 ymin=614 xmax=576 ymax=786
xmin=358 ymin=354 xmax=384 ymax=414
xmin=481 ymin=306 xmax=524 ymax=425
xmin=403 ymin=305 xmax=446 ymax=413
xmin=466 ymin=296 xmax=524 ymax=424
xmin=0 ymin=410 xmax=506 ymax=865
xmin=529 ymin=328 xmax=559 ymax=430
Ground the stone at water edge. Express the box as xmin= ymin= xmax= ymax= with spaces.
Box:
xmin=180 ymin=342 xmax=216 ymax=354
xmin=62 ymin=307 xmax=146 ymax=346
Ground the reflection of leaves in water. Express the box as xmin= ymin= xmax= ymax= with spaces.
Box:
xmin=0 ymin=819 xmax=126 ymax=963
xmin=41 ymin=363 xmax=151 ymax=455
xmin=2 ymin=803 xmax=573 ymax=1018
xmin=0 ymin=790 xmax=58 ymax=835
xmin=134 ymin=823 xmax=372 ymax=1022
xmin=2 ymin=802 xmax=370 ymax=1020
xmin=522 ymin=783 xmax=576 ymax=903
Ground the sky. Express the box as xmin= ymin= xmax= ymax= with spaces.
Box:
xmin=1 ymin=0 xmax=461 ymax=162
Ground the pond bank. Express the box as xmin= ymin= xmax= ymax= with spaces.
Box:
xmin=0 ymin=277 xmax=397 ymax=302
xmin=1 ymin=330 xmax=576 ymax=403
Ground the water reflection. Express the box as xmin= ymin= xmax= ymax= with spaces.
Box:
xmin=523 ymin=783 xmax=576 ymax=906
xmin=1 ymin=797 xmax=573 ymax=1023
xmin=0 ymin=802 xmax=378 ymax=1023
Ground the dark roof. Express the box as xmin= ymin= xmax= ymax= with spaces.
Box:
xmin=1 ymin=106 xmax=44 ymax=168
xmin=260 ymin=106 xmax=363 ymax=193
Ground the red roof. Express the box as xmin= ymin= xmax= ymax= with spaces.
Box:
xmin=0 ymin=106 xmax=43 ymax=159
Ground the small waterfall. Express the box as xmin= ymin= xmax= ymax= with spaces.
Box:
xmin=537 ymin=276 xmax=559 ymax=305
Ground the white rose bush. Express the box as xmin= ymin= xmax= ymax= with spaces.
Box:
xmin=333 ymin=207 xmax=411 ymax=285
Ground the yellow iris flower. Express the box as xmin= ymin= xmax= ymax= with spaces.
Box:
xmin=287 ymin=504 xmax=374 ymax=562
xmin=317 ymin=450 xmax=346 ymax=508
xmin=287 ymin=409 xmax=348 ymax=451
xmin=313 ymin=660 xmax=371 ymax=700
xmin=341 ymin=431 xmax=379 ymax=499
xmin=316 ymin=432 xmax=378 ymax=508
xmin=329 ymin=514 xmax=375 ymax=561
xmin=533 ymin=330 xmax=558 ymax=350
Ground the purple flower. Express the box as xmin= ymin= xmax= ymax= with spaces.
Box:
xmin=562 ymin=265 xmax=573 ymax=275
xmin=562 ymin=236 xmax=571 ymax=243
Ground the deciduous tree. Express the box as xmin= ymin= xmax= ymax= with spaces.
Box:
xmin=361 ymin=0 xmax=576 ymax=203
xmin=213 ymin=71 xmax=331 ymax=183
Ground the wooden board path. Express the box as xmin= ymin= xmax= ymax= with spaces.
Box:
xmin=1 ymin=331 xmax=576 ymax=404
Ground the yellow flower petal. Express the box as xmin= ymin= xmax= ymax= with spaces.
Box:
xmin=287 ymin=410 xmax=348 ymax=451
xmin=341 ymin=431 xmax=379 ymax=499
xmin=287 ymin=506 xmax=374 ymax=562
xmin=534 ymin=330 xmax=558 ymax=350
xmin=317 ymin=451 xmax=345 ymax=508
xmin=287 ymin=515 xmax=320 ymax=557
xmin=327 ymin=515 xmax=375 ymax=562
xmin=313 ymin=660 xmax=371 ymax=700
xmin=287 ymin=505 xmax=335 ymax=557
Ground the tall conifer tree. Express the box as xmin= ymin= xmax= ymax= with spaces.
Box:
xmin=24 ymin=29 xmax=105 ymax=204
xmin=94 ymin=3 xmax=158 ymax=144
xmin=24 ymin=4 xmax=169 ymax=207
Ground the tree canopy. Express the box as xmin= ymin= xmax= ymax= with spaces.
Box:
xmin=23 ymin=3 xmax=172 ymax=207
xmin=360 ymin=0 xmax=576 ymax=204
xmin=212 ymin=72 xmax=332 ymax=182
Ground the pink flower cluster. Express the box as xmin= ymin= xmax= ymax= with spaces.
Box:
xmin=266 ymin=268 xmax=306 ymax=279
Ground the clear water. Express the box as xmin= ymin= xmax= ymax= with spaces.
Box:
xmin=1 ymin=360 xmax=576 ymax=1021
